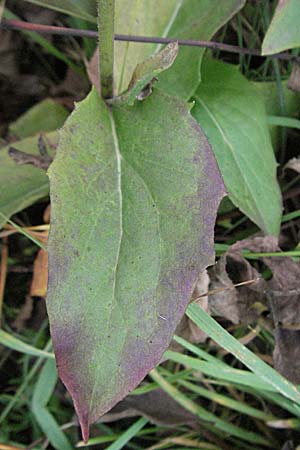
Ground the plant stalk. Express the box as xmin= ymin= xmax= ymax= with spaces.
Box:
xmin=97 ymin=0 xmax=115 ymax=99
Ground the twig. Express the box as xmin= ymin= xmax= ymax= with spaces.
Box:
xmin=1 ymin=19 xmax=299 ymax=63
xmin=194 ymin=277 xmax=261 ymax=301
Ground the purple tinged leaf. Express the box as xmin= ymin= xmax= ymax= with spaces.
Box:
xmin=46 ymin=88 xmax=224 ymax=441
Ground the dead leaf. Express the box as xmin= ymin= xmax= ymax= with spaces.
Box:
xmin=288 ymin=63 xmax=300 ymax=92
xmin=30 ymin=248 xmax=48 ymax=298
xmin=100 ymin=388 xmax=197 ymax=427
xmin=284 ymin=157 xmax=300 ymax=173
xmin=262 ymin=247 xmax=300 ymax=383
xmin=30 ymin=205 xmax=49 ymax=299
xmin=43 ymin=204 xmax=51 ymax=224
xmin=281 ymin=442 xmax=296 ymax=450
xmin=85 ymin=48 xmax=100 ymax=95
xmin=51 ymin=68 xmax=89 ymax=105
xmin=210 ymin=236 xmax=300 ymax=384
xmin=170 ymin=271 xmax=210 ymax=352
xmin=208 ymin=239 xmax=265 ymax=324
xmin=273 ymin=329 xmax=300 ymax=385
xmin=12 ymin=295 xmax=33 ymax=331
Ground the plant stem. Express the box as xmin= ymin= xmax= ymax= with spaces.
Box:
xmin=97 ymin=0 xmax=115 ymax=98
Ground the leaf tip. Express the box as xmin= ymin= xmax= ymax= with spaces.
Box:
xmin=80 ymin=415 xmax=90 ymax=444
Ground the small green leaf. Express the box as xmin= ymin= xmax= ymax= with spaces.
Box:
xmin=0 ymin=99 xmax=68 ymax=229
xmin=116 ymin=42 xmax=179 ymax=105
xmin=9 ymin=99 xmax=69 ymax=139
xmin=22 ymin=0 xmax=96 ymax=22
xmin=192 ymin=58 xmax=282 ymax=235
xmin=47 ymin=87 xmax=224 ymax=441
xmin=0 ymin=133 xmax=57 ymax=229
xmin=262 ymin=0 xmax=300 ymax=55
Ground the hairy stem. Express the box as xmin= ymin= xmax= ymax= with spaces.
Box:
xmin=97 ymin=0 xmax=115 ymax=98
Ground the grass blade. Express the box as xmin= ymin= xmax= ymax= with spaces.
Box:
xmin=32 ymin=359 xmax=73 ymax=450
xmin=150 ymin=368 xmax=272 ymax=446
xmin=0 ymin=212 xmax=46 ymax=250
xmin=186 ymin=303 xmax=300 ymax=405
xmin=105 ymin=417 xmax=148 ymax=450
xmin=0 ymin=329 xmax=54 ymax=359
xmin=267 ymin=115 xmax=300 ymax=129
xmin=165 ymin=351 xmax=275 ymax=391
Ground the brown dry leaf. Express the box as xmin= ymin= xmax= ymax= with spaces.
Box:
xmin=262 ymin=246 xmax=300 ymax=383
xmin=0 ymin=444 xmax=25 ymax=450
xmin=43 ymin=204 xmax=51 ymax=224
xmin=30 ymin=248 xmax=48 ymax=298
xmin=84 ymin=48 xmax=101 ymax=95
xmin=51 ymin=68 xmax=89 ymax=106
xmin=208 ymin=239 xmax=265 ymax=324
xmin=170 ymin=271 xmax=209 ymax=352
xmin=288 ymin=63 xmax=300 ymax=92
xmin=211 ymin=236 xmax=300 ymax=384
xmin=0 ymin=30 xmax=18 ymax=78
xmin=30 ymin=208 xmax=49 ymax=299
xmin=284 ymin=157 xmax=300 ymax=173
xmin=273 ymin=329 xmax=300 ymax=385
xmin=100 ymin=388 xmax=197 ymax=427
xmin=13 ymin=1 xmax=58 ymax=25
xmin=12 ymin=295 xmax=33 ymax=331
xmin=208 ymin=256 xmax=239 ymax=323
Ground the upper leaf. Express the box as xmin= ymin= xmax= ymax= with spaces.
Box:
xmin=192 ymin=59 xmax=282 ymax=235
xmin=115 ymin=0 xmax=246 ymax=99
xmin=47 ymin=88 xmax=224 ymax=441
xmin=156 ymin=0 xmax=246 ymax=100
xmin=262 ymin=0 xmax=300 ymax=55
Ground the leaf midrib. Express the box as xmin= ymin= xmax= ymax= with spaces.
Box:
xmin=88 ymin=108 xmax=124 ymax=417
xmin=88 ymin=106 xmax=163 ymax=418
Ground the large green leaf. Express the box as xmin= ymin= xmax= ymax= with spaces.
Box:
xmin=157 ymin=0 xmax=246 ymax=100
xmin=0 ymin=133 xmax=56 ymax=229
xmin=47 ymin=87 xmax=224 ymax=440
xmin=115 ymin=0 xmax=246 ymax=99
xmin=262 ymin=0 xmax=300 ymax=55
xmin=22 ymin=0 xmax=97 ymax=22
xmin=253 ymin=80 xmax=300 ymax=150
xmin=192 ymin=58 xmax=282 ymax=235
